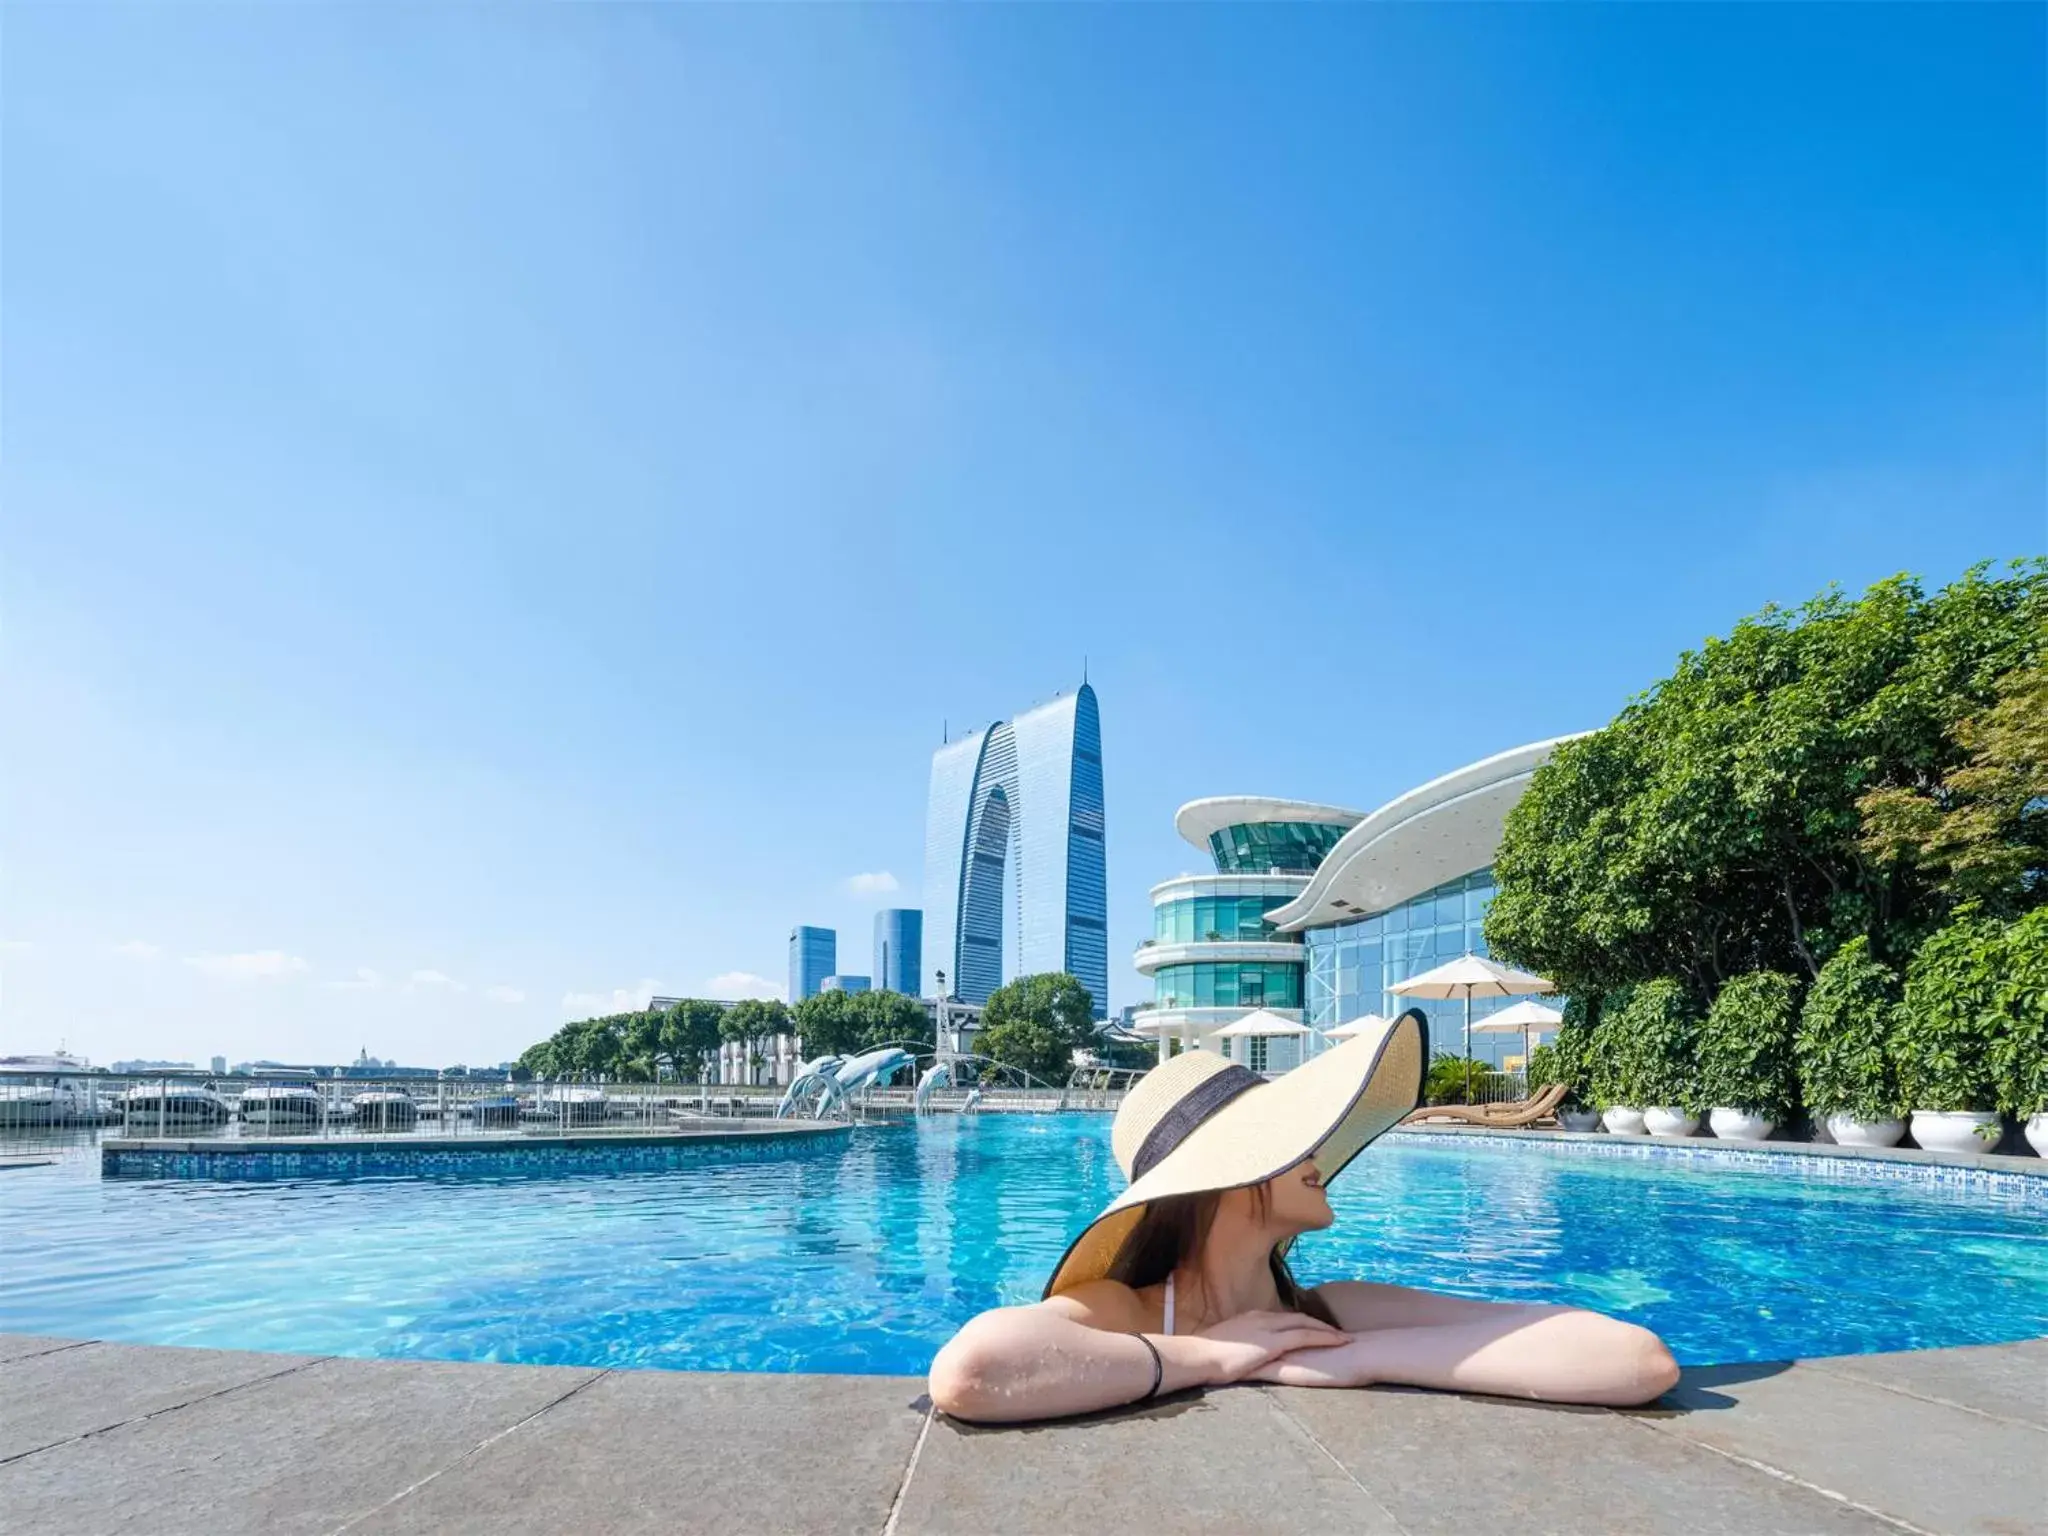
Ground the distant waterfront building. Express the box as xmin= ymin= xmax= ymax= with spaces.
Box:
xmin=210 ymin=1055 xmax=227 ymax=1076
xmin=1133 ymin=739 xmax=1580 ymax=1072
xmin=872 ymin=909 xmax=923 ymax=997
xmin=788 ymin=926 xmax=836 ymax=1003
xmin=821 ymin=975 xmax=871 ymax=994
xmin=922 ymin=681 xmax=1107 ymax=1015
xmin=111 ymin=1058 xmax=198 ymax=1073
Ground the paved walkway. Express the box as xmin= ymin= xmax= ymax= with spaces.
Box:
xmin=2 ymin=1332 xmax=2040 ymax=1534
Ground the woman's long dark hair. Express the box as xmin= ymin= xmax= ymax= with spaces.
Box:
xmin=1103 ymin=1188 xmax=1338 ymax=1326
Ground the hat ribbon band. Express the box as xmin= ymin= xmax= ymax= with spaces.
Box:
xmin=1130 ymin=1064 xmax=1262 ymax=1181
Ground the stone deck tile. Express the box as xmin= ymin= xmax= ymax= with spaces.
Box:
xmin=1267 ymin=1376 xmax=1897 ymax=1535
xmin=1653 ymin=1361 xmax=2048 ymax=1535
xmin=894 ymin=1385 xmax=1405 ymax=1535
xmin=351 ymin=1369 xmax=928 ymax=1536
xmin=0 ymin=1333 xmax=94 ymax=1364
xmin=1800 ymin=1338 xmax=2048 ymax=1430
xmin=0 ymin=1349 xmax=603 ymax=1536
xmin=0 ymin=1338 xmax=317 ymax=1462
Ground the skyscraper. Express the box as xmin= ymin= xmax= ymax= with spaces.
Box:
xmin=873 ymin=908 xmax=923 ymax=997
xmin=788 ymin=926 xmax=836 ymax=1003
xmin=922 ymin=682 xmax=1106 ymax=1016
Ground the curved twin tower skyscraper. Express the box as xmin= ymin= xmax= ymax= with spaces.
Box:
xmin=922 ymin=683 xmax=1107 ymax=1017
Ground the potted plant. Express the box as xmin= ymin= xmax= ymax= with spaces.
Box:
xmin=1796 ymin=938 xmax=1906 ymax=1146
xmin=1989 ymin=908 xmax=2048 ymax=1156
xmin=1590 ymin=987 xmax=1646 ymax=1135
xmin=1699 ymin=971 xmax=1800 ymax=1141
xmin=1898 ymin=915 xmax=2007 ymax=1154
xmin=1617 ymin=980 xmax=1704 ymax=1137
xmin=1536 ymin=996 xmax=1602 ymax=1131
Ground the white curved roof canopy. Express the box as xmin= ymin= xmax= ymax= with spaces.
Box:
xmin=1266 ymin=736 xmax=1588 ymax=934
xmin=1173 ymin=796 xmax=1363 ymax=854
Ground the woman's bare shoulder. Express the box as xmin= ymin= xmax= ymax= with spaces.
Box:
xmin=1040 ymin=1279 xmax=1157 ymax=1332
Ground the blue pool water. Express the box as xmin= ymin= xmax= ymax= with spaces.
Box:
xmin=3 ymin=1119 xmax=2044 ymax=1372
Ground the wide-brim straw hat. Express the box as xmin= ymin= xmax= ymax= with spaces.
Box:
xmin=1043 ymin=1008 xmax=1428 ymax=1299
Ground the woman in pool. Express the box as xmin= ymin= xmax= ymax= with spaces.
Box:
xmin=929 ymin=1010 xmax=1679 ymax=1423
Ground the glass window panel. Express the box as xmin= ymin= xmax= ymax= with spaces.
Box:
xmin=1436 ymin=894 xmax=1464 ymax=929
xmin=1361 ymin=914 xmax=1382 ymax=939
xmin=1468 ymin=923 xmax=1488 ymax=956
xmin=1383 ymin=905 xmax=1408 ymax=934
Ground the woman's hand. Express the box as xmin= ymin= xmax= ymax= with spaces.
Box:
xmin=1247 ymin=1334 xmax=1376 ymax=1388
xmin=1190 ymin=1310 xmax=1351 ymax=1383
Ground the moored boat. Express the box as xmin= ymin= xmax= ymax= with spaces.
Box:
xmin=121 ymin=1082 xmax=231 ymax=1129
xmin=352 ymin=1089 xmax=419 ymax=1132
xmin=524 ymin=1086 xmax=607 ymax=1126
xmin=238 ymin=1082 xmax=324 ymax=1131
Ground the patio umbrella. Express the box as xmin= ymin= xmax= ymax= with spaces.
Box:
xmin=1470 ymin=999 xmax=1564 ymax=1073
xmin=1390 ymin=954 xmax=1555 ymax=1101
xmin=1324 ymin=1013 xmax=1394 ymax=1041
xmin=1211 ymin=1009 xmax=1310 ymax=1037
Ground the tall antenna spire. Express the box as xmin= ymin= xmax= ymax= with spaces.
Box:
xmin=1083 ymin=655 xmax=1089 ymax=685
xmin=943 ymin=717 xmax=948 ymax=744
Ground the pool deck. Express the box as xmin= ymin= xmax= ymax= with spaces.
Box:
xmin=2 ymin=1332 xmax=2040 ymax=1534
xmin=1389 ymin=1122 xmax=2048 ymax=1177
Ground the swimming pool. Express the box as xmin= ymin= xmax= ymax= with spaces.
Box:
xmin=3 ymin=1118 xmax=2043 ymax=1372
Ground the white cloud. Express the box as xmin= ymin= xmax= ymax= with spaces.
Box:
xmin=185 ymin=950 xmax=310 ymax=982
xmin=408 ymin=969 xmax=467 ymax=993
xmin=483 ymin=985 xmax=527 ymax=1005
xmin=707 ymin=971 xmax=783 ymax=1001
xmin=560 ymin=980 xmax=660 ymax=1016
xmin=326 ymin=967 xmax=384 ymax=992
xmin=113 ymin=940 xmax=163 ymax=961
xmin=843 ymin=871 xmax=900 ymax=897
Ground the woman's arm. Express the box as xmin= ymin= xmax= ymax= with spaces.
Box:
xmin=1251 ymin=1282 xmax=1679 ymax=1407
xmin=927 ymin=1282 xmax=1347 ymax=1424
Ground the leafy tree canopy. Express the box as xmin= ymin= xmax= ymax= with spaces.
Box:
xmin=791 ymin=988 xmax=931 ymax=1058
xmin=1487 ymin=563 xmax=2045 ymax=999
xmin=975 ymin=972 xmax=1098 ymax=1085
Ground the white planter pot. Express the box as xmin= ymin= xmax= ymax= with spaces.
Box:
xmin=1559 ymin=1109 xmax=1603 ymax=1133
xmin=1600 ymin=1106 xmax=1647 ymax=1136
xmin=1644 ymin=1107 xmax=1700 ymax=1138
xmin=1910 ymin=1110 xmax=2002 ymax=1155
xmin=1824 ymin=1113 xmax=1906 ymax=1148
xmin=1709 ymin=1108 xmax=1775 ymax=1142
xmin=2025 ymin=1114 xmax=2048 ymax=1158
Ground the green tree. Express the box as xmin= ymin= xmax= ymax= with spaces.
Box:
xmin=1895 ymin=912 xmax=2007 ymax=1112
xmin=721 ymin=998 xmax=792 ymax=1081
xmin=660 ymin=999 xmax=727 ymax=1083
xmin=1794 ymin=938 xmax=1904 ymax=1122
xmin=1987 ymin=907 xmax=2048 ymax=1116
xmin=849 ymin=989 xmax=933 ymax=1052
xmin=976 ymin=972 xmax=1098 ymax=1085
xmin=1698 ymin=971 xmax=1801 ymax=1119
xmin=791 ymin=988 xmax=863 ymax=1057
xmin=1611 ymin=979 xmax=1705 ymax=1112
xmin=1860 ymin=655 xmax=2048 ymax=915
xmin=1488 ymin=563 xmax=2046 ymax=997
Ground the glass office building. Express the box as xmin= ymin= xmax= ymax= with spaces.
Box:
xmin=1134 ymin=741 xmax=1577 ymax=1072
xmin=788 ymin=926 xmax=836 ymax=1004
xmin=821 ymin=975 xmax=871 ymax=994
xmin=872 ymin=909 xmax=923 ymax=997
xmin=1303 ymin=869 xmax=1515 ymax=1061
xmin=922 ymin=683 xmax=1108 ymax=1016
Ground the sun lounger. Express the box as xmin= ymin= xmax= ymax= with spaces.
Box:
xmin=1399 ymin=1081 xmax=1569 ymax=1128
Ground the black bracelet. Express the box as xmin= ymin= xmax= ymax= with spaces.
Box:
xmin=1130 ymin=1332 xmax=1164 ymax=1403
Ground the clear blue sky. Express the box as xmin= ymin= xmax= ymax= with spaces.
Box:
xmin=5 ymin=5 xmax=2042 ymax=1068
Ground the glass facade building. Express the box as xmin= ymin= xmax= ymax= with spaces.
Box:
xmin=1150 ymin=961 xmax=1305 ymax=1011
xmin=821 ymin=975 xmax=871 ymax=994
xmin=922 ymin=683 xmax=1108 ymax=1016
xmin=1206 ymin=821 xmax=1349 ymax=874
xmin=872 ymin=909 xmax=923 ymax=997
xmin=788 ymin=926 xmax=836 ymax=1004
xmin=1304 ymin=868 xmax=1517 ymax=1063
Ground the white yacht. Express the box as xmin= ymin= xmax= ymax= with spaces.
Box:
xmin=0 ymin=1053 xmax=112 ymax=1124
xmin=524 ymin=1086 xmax=607 ymax=1126
xmin=120 ymin=1081 xmax=231 ymax=1129
xmin=237 ymin=1079 xmax=324 ymax=1131
xmin=352 ymin=1089 xmax=419 ymax=1132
